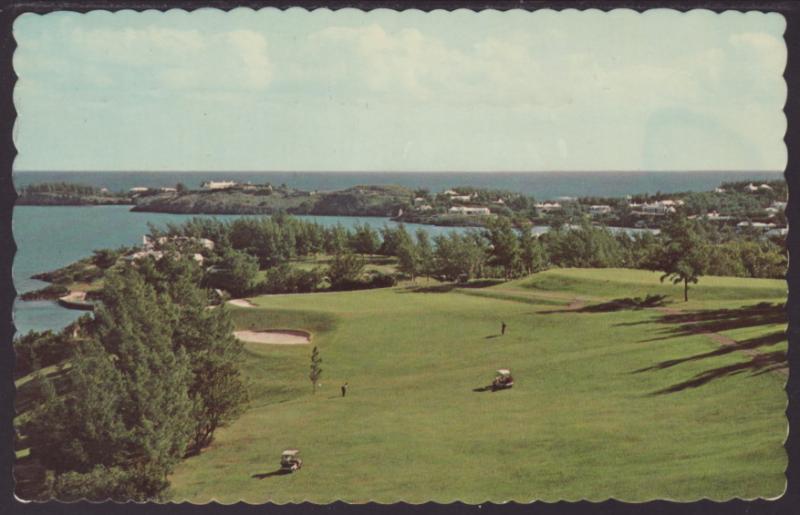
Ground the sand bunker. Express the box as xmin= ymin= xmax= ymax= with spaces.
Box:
xmin=228 ymin=299 xmax=257 ymax=308
xmin=234 ymin=329 xmax=311 ymax=345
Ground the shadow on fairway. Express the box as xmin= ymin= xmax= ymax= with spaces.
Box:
xmin=619 ymin=302 xmax=785 ymax=335
xmin=635 ymin=331 xmax=786 ymax=375
xmin=648 ymin=349 xmax=787 ymax=395
xmin=485 ymin=334 xmax=502 ymax=339
xmin=628 ymin=301 xmax=787 ymax=394
xmin=539 ymin=294 xmax=668 ymax=314
xmin=252 ymin=469 xmax=291 ymax=479
xmin=401 ymin=279 xmax=503 ymax=294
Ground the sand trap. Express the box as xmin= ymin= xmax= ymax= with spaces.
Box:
xmin=234 ymin=329 xmax=311 ymax=345
xmin=228 ymin=299 xmax=257 ymax=308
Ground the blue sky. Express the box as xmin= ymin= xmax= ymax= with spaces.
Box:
xmin=13 ymin=8 xmax=787 ymax=172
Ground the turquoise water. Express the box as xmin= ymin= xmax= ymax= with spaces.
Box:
xmin=13 ymin=205 xmax=473 ymax=335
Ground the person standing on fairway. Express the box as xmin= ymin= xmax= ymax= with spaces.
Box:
xmin=341 ymin=382 xmax=348 ymax=397
xmin=501 ymin=321 xmax=507 ymax=336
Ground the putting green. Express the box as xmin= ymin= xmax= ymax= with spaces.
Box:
xmin=169 ymin=268 xmax=787 ymax=503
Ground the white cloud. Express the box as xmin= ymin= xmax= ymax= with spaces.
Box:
xmin=65 ymin=26 xmax=272 ymax=92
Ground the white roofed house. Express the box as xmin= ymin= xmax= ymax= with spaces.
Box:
xmin=449 ymin=206 xmax=491 ymax=216
xmin=745 ymin=183 xmax=759 ymax=192
xmin=535 ymin=202 xmax=562 ymax=212
xmin=588 ymin=205 xmax=612 ymax=216
xmin=129 ymin=186 xmax=149 ymax=194
xmin=201 ymin=180 xmax=238 ymax=190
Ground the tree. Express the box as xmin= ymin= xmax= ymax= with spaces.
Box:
xmin=519 ymin=231 xmax=548 ymax=274
xmin=27 ymin=268 xmax=196 ymax=501
xmin=396 ymin=237 xmax=421 ymax=281
xmin=205 ymin=249 xmax=259 ymax=297
xmin=648 ymin=216 xmax=709 ymax=302
xmin=326 ymin=251 xmax=365 ymax=289
xmin=433 ymin=232 xmax=488 ymax=282
xmin=309 ymin=346 xmax=322 ymax=394
xmin=349 ymin=224 xmax=380 ymax=255
xmin=485 ymin=217 xmax=522 ymax=278
xmin=415 ymin=229 xmax=435 ymax=281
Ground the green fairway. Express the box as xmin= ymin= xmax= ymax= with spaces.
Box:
xmin=167 ymin=268 xmax=787 ymax=503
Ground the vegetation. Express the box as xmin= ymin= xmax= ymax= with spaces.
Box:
xmin=309 ymin=346 xmax=322 ymax=394
xmin=17 ymin=257 xmax=248 ymax=501
xmin=18 ymin=182 xmax=132 ymax=206
xmin=160 ymin=269 xmax=785 ymax=502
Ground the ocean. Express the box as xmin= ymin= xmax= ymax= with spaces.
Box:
xmin=12 ymin=171 xmax=784 ymax=199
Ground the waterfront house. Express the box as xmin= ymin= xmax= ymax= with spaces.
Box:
xmin=201 ymin=180 xmax=238 ymax=190
xmin=449 ymin=206 xmax=491 ymax=216
xmin=535 ymin=202 xmax=562 ymax=212
xmin=129 ymin=186 xmax=149 ymax=193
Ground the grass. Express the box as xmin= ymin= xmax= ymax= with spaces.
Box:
xmin=166 ymin=268 xmax=787 ymax=503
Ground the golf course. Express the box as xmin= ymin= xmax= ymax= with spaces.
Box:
xmin=166 ymin=268 xmax=788 ymax=503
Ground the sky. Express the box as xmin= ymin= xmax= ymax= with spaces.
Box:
xmin=12 ymin=8 xmax=787 ymax=172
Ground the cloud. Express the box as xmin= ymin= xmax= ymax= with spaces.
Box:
xmin=36 ymin=25 xmax=272 ymax=93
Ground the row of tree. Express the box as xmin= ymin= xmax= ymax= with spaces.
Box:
xmin=149 ymin=213 xmax=786 ymax=300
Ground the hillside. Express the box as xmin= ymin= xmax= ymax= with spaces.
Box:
xmin=164 ymin=268 xmax=786 ymax=502
xmin=131 ymin=184 xmax=413 ymax=216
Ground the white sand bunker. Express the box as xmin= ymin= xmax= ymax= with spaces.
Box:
xmin=228 ymin=299 xmax=257 ymax=308
xmin=234 ymin=329 xmax=311 ymax=345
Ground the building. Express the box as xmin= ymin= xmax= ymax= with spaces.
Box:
xmin=588 ymin=205 xmax=612 ymax=216
xmin=417 ymin=204 xmax=433 ymax=211
xmin=160 ymin=187 xmax=177 ymax=193
xmin=745 ymin=183 xmax=759 ymax=192
xmin=443 ymin=189 xmax=459 ymax=196
xmin=129 ymin=187 xmax=149 ymax=193
xmin=449 ymin=206 xmax=491 ymax=216
xmin=758 ymin=184 xmax=774 ymax=191
xmin=201 ymin=180 xmax=238 ymax=190
xmin=737 ymin=221 xmax=776 ymax=230
xmin=535 ymin=202 xmax=562 ymax=212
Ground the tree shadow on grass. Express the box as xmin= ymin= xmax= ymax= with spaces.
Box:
xmin=399 ymin=279 xmax=504 ymax=294
xmin=648 ymin=349 xmax=787 ymax=395
xmin=538 ymin=295 xmax=668 ymax=314
xmin=252 ymin=469 xmax=291 ymax=479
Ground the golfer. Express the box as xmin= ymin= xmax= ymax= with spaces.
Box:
xmin=501 ymin=321 xmax=507 ymax=336
xmin=341 ymin=382 xmax=348 ymax=397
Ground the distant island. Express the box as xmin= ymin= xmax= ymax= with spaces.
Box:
xmin=17 ymin=178 xmax=788 ymax=232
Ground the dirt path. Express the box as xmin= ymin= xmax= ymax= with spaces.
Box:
xmin=654 ymin=306 xmax=787 ymax=377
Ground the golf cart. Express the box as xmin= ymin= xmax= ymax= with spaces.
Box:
xmin=491 ymin=369 xmax=514 ymax=391
xmin=280 ymin=449 xmax=303 ymax=472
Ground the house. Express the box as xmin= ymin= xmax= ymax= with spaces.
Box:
xmin=443 ymin=189 xmax=459 ymax=196
xmin=745 ymin=183 xmax=759 ymax=192
xmin=413 ymin=197 xmax=427 ymax=204
xmin=634 ymin=201 xmax=677 ymax=216
xmin=201 ymin=180 xmax=238 ymax=190
xmin=535 ymin=202 xmax=562 ymax=212
xmin=758 ymin=184 xmax=774 ymax=191
xmin=492 ymin=198 xmax=505 ymax=205
xmin=160 ymin=187 xmax=177 ymax=193
xmin=588 ymin=205 xmax=612 ymax=216
xmin=129 ymin=187 xmax=149 ymax=193
xmin=737 ymin=221 xmax=776 ymax=230
xmin=143 ymin=235 xmax=215 ymax=251
xmin=714 ymin=187 xmax=726 ymax=193
xmin=449 ymin=206 xmax=491 ymax=216
xmin=417 ymin=204 xmax=433 ymax=211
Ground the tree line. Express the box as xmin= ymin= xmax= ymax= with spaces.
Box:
xmin=151 ymin=212 xmax=785 ymax=299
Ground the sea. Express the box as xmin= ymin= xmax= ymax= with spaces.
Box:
xmin=11 ymin=170 xmax=783 ymax=336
